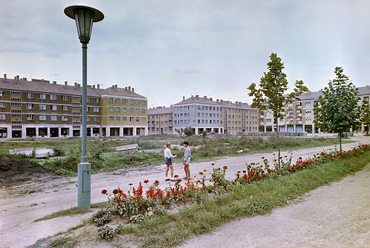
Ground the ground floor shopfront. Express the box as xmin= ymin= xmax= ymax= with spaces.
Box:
xmin=0 ymin=124 xmax=148 ymax=139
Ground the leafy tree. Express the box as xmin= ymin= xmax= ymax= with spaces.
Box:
xmin=359 ymin=99 xmax=370 ymax=135
xmin=248 ymin=53 xmax=308 ymax=173
xmin=313 ymin=67 xmax=360 ymax=152
xmin=183 ymin=126 xmax=195 ymax=137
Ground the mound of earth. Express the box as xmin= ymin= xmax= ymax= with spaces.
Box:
xmin=0 ymin=159 xmax=55 ymax=186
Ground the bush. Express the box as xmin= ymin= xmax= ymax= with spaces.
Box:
xmin=92 ymin=209 xmax=112 ymax=227
xmin=97 ymin=226 xmax=116 ymax=241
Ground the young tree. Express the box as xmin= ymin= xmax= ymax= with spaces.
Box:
xmin=359 ymin=99 xmax=370 ymax=135
xmin=248 ymin=53 xmax=308 ymax=173
xmin=313 ymin=67 xmax=360 ymax=152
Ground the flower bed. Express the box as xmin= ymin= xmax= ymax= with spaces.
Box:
xmin=96 ymin=143 xmax=370 ymax=241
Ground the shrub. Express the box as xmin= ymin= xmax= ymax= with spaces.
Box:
xmin=97 ymin=226 xmax=116 ymax=241
xmin=92 ymin=209 xmax=112 ymax=227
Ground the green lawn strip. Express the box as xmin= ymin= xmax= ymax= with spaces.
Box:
xmin=34 ymin=201 xmax=109 ymax=222
xmin=131 ymin=151 xmax=370 ymax=248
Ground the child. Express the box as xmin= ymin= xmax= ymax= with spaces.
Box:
xmin=183 ymin=141 xmax=191 ymax=180
xmin=164 ymin=142 xmax=177 ymax=181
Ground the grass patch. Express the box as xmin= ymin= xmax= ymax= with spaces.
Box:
xmin=34 ymin=201 xmax=110 ymax=222
xmin=129 ymin=150 xmax=370 ymax=248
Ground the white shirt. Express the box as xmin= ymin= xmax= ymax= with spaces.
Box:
xmin=164 ymin=148 xmax=174 ymax=159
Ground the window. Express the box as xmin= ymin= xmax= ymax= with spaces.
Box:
xmin=115 ymin=98 xmax=120 ymax=103
xmin=130 ymin=117 xmax=133 ymax=122
xmin=63 ymin=95 xmax=68 ymax=101
xmin=110 ymin=107 xmax=114 ymax=112
xmin=50 ymin=94 xmax=57 ymax=100
xmin=51 ymin=105 xmax=57 ymax=111
xmin=93 ymin=98 xmax=99 ymax=103
xmin=39 ymin=104 xmax=46 ymax=110
xmin=0 ymin=91 xmax=4 ymax=96
xmin=26 ymin=103 xmax=33 ymax=109
xmin=136 ymin=117 xmax=140 ymax=122
xmin=10 ymin=91 xmax=21 ymax=95
xmin=27 ymin=93 xmax=34 ymax=99
xmin=267 ymin=119 xmax=271 ymax=123
xmin=142 ymin=117 xmax=145 ymax=122
xmin=0 ymin=114 xmax=5 ymax=120
xmin=130 ymin=108 xmax=133 ymax=113
xmin=62 ymin=116 xmax=68 ymax=121
xmin=0 ymin=102 xmax=4 ymax=108
xmin=141 ymin=109 xmax=145 ymax=114
xmin=39 ymin=115 xmax=46 ymax=121
xmin=11 ymin=98 xmax=21 ymax=102
xmin=141 ymin=100 xmax=146 ymax=105
xmin=93 ymin=107 xmax=99 ymax=112
xmin=135 ymin=100 xmax=139 ymax=105
xmin=109 ymin=98 xmax=113 ymax=103
xmin=94 ymin=117 xmax=99 ymax=122
xmin=63 ymin=105 xmax=68 ymax=111
xmin=50 ymin=115 xmax=57 ymax=121
xmin=116 ymin=107 xmax=120 ymax=112
xmin=306 ymin=110 xmax=311 ymax=114
xmin=110 ymin=116 xmax=114 ymax=121
xmin=136 ymin=108 xmax=139 ymax=113
xmin=305 ymin=102 xmax=311 ymax=107
xmin=306 ymin=117 xmax=311 ymax=121
xmin=122 ymin=99 xmax=126 ymax=104
xmin=123 ymin=108 xmax=127 ymax=113
xmin=123 ymin=117 xmax=127 ymax=121
xmin=39 ymin=94 xmax=46 ymax=99
xmin=130 ymin=99 xmax=133 ymax=104
xmin=116 ymin=116 xmax=120 ymax=121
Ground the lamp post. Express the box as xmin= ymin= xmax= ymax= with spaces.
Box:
xmin=64 ymin=5 xmax=104 ymax=209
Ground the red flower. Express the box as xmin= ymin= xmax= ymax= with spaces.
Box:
xmin=128 ymin=183 xmax=133 ymax=186
xmin=144 ymin=179 xmax=149 ymax=184
xmin=223 ymin=166 xmax=228 ymax=170
xmin=113 ymin=189 xmax=118 ymax=194
xmin=101 ymin=189 xmax=107 ymax=194
xmin=261 ymin=157 xmax=265 ymax=159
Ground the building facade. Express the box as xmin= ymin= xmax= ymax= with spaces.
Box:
xmin=258 ymin=87 xmax=370 ymax=133
xmin=147 ymin=106 xmax=173 ymax=135
xmin=0 ymin=74 xmax=147 ymax=139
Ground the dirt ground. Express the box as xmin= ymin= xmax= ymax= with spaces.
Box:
xmin=0 ymin=134 xmax=369 ymax=248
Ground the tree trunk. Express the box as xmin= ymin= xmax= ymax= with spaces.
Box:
xmin=339 ymin=132 xmax=342 ymax=153
xmin=276 ymin=118 xmax=281 ymax=175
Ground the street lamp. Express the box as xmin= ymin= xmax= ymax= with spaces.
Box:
xmin=64 ymin=5 xmax=104 ymax=209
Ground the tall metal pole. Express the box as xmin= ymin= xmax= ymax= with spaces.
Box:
xmin=77 ymin=42 xmax=91 ymax=210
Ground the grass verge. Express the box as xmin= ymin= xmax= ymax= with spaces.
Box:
xmin=34 ymin=201 xmax=110 ymax=222
xmin=127 ymin=150 xmax=370 ymax=248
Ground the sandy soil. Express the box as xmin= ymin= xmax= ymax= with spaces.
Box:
xmin=0 ymin=134 xmax=368 ymax=248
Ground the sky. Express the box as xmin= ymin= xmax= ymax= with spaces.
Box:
xmin=1 ymin=0 xmax=370 ymax=108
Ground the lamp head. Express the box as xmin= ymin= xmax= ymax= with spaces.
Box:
xmin=64 ymin=5 xmax=104 ymax=44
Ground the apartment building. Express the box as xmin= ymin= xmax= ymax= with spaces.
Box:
xmin=173 ymin=95 xmax=223 ymax=135
xmin=218 ymin=100 xmax=259 ymax=135
xmin=147 ymin=106 xmax=173 ymax=135
xmin=0 ymin=74 xmax=147 ymax=139
xmin=258 ymin=86 xmax=370 ymax=133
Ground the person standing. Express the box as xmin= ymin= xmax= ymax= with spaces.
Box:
xmin=183 ymin=141 xmax=191 ymax=180
xmin=164 ymin=142 xmax=176 ymax=181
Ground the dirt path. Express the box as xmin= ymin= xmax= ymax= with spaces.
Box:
xmin=179 ymin=159 xmax=370 ymax=248
xmin=0 ymin=135 xmax=368 ymax=247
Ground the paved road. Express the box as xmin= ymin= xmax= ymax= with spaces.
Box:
xmin=0 ymin=134 xmax=368 ymax=247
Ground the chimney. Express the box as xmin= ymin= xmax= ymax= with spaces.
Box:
xmin=97 ymin=84 xmax=100 ymax=89
xmin=65 ymin=81 xmax=68 ymax=87
xmin=78 ymin=84 xmax=81 ymax=87
xmin=132 ymin=88 xmax=134 ymax=92
xmin=125 ymin=87 xmax=127 ymax=90
xmin=128 ymin=86 xmax=131 ymax=91
xmin=92 ymin=85 xmax=95 ymax=89
xmin=210 ymin=98 xmax=213 ymax=101
xmin=4 ymin=74 xmax=7 ymax=80
xmin=204 ymin=96 xmax=207 ymax=99
xmin=23 ymin=77 xmax=27 ymax=81
xmin=75 ymin=82 xmax=78 ymax=87
xmin=196 ymin=95 xmax=199 ymax=98
xmin=87 ymin=85 xmax=91 ymax=88
xmin=53 ymin=81 xmax=57 ymax=84
xmin=183 ymin=96 xmax=185 ymax=100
